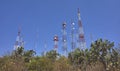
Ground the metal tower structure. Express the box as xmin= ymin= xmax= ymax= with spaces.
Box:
xmin=71 ymin=22 xmax=76 ymax=52
xmin=71 ymin=22 xmax=76 ymax=67
xmin=14 ymin=27 xmax=24 ymax=50
xmin=53 ymin=35 xmax=59 ymax=52
xmin=77 ymin=8 xmax=86 ymax=50
xmin=62 ymin=22 xmax=67 ymax=56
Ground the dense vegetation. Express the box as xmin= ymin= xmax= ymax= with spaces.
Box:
xmin=0 ymin=39 xmax=120 ymax=71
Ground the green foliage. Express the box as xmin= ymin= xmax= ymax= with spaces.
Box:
xmin=68 ymin=39 xmax=120 ymax=71
xmin=46 ymin=50 xmax=59 ymax=61
xmin=24 ymin=50 xmax=36 ymax=62
xmin=0 ymin=55 xmax=27 ymax=71
xmin=27 ymin=57 xmax=54 ymax=71
xmin=0 ymin=39 xmax=120 ymax=71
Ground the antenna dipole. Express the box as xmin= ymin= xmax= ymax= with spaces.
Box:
xmin=77 ymin=8 xmax=86 ymax=50
xmin=54 ymin=35 xmax=59 ymax=53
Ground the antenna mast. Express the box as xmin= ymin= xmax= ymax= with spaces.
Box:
xmin=71 ymin=22 xmax=76 ymax=51
xmin=14 ymin=26 xmax=24 ymax=50
xmin=62 ymin=22 xmax=67 ymax=56
xmin=77 ymin=8 xmax=86 ymax=50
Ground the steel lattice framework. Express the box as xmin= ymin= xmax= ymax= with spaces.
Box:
xmin=77 ymin=8 xmax=86 ymax=50
xmin=14 ymin=27 xmax=24 ymax=50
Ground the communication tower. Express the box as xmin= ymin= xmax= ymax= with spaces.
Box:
xmin=77 ymin=8 xmax=86 ymax=50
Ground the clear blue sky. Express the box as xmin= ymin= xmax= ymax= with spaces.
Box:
xmin=0 ymin=0 xmax=120 ymax=56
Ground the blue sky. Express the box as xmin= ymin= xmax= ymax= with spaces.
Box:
xmin=0 ymin=0 xmax=120 ymax=56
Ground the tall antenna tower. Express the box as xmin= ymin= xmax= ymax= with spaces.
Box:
xmin=71 ymin=22 xmax=76 ymax=52
xmin=77 ymin=8 xmax=86 ymax=50
xmin=14 ymin=27 xmax=24 ymax=50
xmin=54 ymin=35 xmax=59 ymax=53
xmin=62 ymin=22 xmax=67 ymax=56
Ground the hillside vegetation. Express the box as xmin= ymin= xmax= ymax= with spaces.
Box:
xmin=0 ymin=39 xmax=120 ymax=71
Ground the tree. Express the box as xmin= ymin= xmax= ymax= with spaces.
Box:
xmin=12 ymin=47 xmax=24 ymax=58
xmin=46 ymin=50 xmax=59 ymax=61
xmin=89 ymin=39 xmax=119 ymax=71
xmin=68 ymin=48 xmax=87 ymax=71
xmin=24 ymin=50 xmax=36 ymax=62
